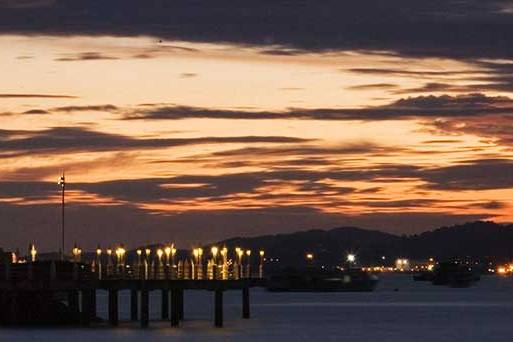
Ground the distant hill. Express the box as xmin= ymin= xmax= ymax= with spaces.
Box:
xmin=216 ymin=221 xmax=513 ymax=266
xmin=404 ymin=221 xmax=513 ymax=261
xmin=28 ymin=221 xmax=513 ymax=266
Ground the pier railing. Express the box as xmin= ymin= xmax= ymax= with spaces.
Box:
xmin=0 ymin=260 xmax=93 ymax=283
xmin=93 ymin=260 xmax=259 ymax=281
xmin=0 ymin=259 xmax=264 ymax=283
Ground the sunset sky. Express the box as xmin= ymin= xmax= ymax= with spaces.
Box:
xmin=1 ymin=0 xmax=513 ymax=251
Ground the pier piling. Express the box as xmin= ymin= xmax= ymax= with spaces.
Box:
xmin=171 ymin=289 xmax=180 ymax=326
xmin=178 ymin=289 xmax=184 ymax=320
xmin=214 ymin=289 xmax=223 ymax=327
xmin=90 ymin=289 xmax=97 ymax=319
xmin=108 ymin=289 xmax=119 ymax=326
xmin=161 ymin=289 xmax=169 ymax=320
xmin=80 ymin=289 xmax=93 ymax=325
xmin=9 ymin=292 xmax=18 ymax=326
xmin=140 ymin=288 xmax=149 ymax=328
xmin=130 ymin=289 xmax=138 ymax=321
xmin=68 ymin=290 xmax=79 ymax=313
xmin=242 ymin=287 xmax=250 ymax=319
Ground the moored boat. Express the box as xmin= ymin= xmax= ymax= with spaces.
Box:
xmin=431 ymin=262 xmax=480 ymax=288
xmin=266 ymin=267 xmax=379 ymax=292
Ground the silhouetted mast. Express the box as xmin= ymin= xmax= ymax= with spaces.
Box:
xmin=58 ymin=172 xmax=66 ymax=260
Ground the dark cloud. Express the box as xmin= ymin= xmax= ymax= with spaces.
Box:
xmin=0 ymin=126 xmax=312 ymax=156
xmin=347 ymin=68 xmax=476 ymax=78
xmin=347 ymin=83 xmax=398 ymax=91
xmin=203 ymin=157 xmax=339 ymax=169
xmin=430 ymin=114 xmax=513 ymax=146
xmin=208 ymin=142 xmax=402 ymax=158
xmin=73 ymin=174 xmax=266 ymax=202
xmin=421 ymin=139 xmax=463 ymax=144
xmin=0 ymin=1 xmax=511 ymax=60
xmin=0 ymin=161 xmax=422 ymax=204
xmin=23 ymin=109 xmax=49 ymax=114
xmin=350 ymin=62 xmax=513 ymax=94
xmin=461 ymin=61 xmax=513 ymax=93
xmin=357 ymin=187 xmax=383 ymax=194
xmin=392 ymin=82 xmax=469 ymax=94
xmin=0 ymin=93 xmax=76 ymax=99
xmin=0 ymin=181 xmax=57 ymax=200
xmin=51 ymin=159 xmax=513 ymax=204
xmin=123 ymin=93 xmax=513 ymax=122
xmin=1 ymin=153 xmax=136 ymax=181
xmin=52 ymin=105 xmax=119 ymax=112
xmin=18 ymin=104 xmax=120 ymax=116
xmin=422 ymin=159 xmax=513 ymax=190
xmin=68 ymin=165 xmax=422 ymax=203
xmin=132 ymin=53 xmax=152 ymax=59
xmin=260 ymin=48 xmax=305 ymax=56
xmin=179 ymin=73 xmax=197 ymax=78
xmin=54 ymin=52 xmax=118 ymax=62
xmin=472 ymin=201 xmax=507 ymax=210
xmin=124 ymin=105 xmax=299 ymax=120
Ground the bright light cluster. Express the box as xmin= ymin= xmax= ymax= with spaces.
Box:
xmin=497 ymin=264 xmax=513 ymax=275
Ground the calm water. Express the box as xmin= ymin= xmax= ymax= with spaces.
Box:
xmin=2 ymin=274 xmax=513 ymax=342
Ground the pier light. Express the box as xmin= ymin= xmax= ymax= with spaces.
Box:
xmin=145 ymin=248 xmax=151 ymax=256
xmin=347 ymin=254 xmax=356 ymax=263
xmin=96 ymin=247 xmax=102 ymax=256
xmin=246 ymin=250 xmax=251 ymax=257
xmin=237 ymin=248 xmax=243 ymax=260
xmin=170 ymin=245 xmax=177 ymax=268
xmin=115 ymin=247 xmax=126 ymax=264
xmin=30 ymin=244 xmax=37 ymax=262
xmin=136 ymin=249 xmax=142 ymax=265
xmin=258 ymin=250 xmax=265 ymax=278
xmin=211 ymin=246 xmax=219 ymax=259
xmin=164 ymin=246 xmax=172 ymax=265
xmin=221 ymin=247 xmax=227 ymax=257
xmin=107 ymin=248 xmax=112 ymax=256
xmin=157 ymin=248 xmax=164 ymax=260
xmin=198 ymin=248 xmax=203 ymax=257
xmin=193 ymin=248 xmax=199 ymax=258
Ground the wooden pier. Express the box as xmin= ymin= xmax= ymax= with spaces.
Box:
xmin=0 ymin=259 xmax=265 ymax=327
